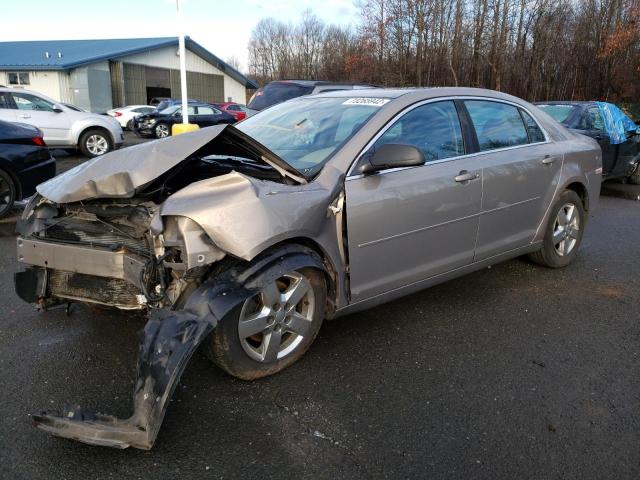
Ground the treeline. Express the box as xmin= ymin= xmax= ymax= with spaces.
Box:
xmin=248 ymin=0 xmax=640 ymax=102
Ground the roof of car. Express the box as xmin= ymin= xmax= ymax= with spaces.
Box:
xmin=313 ymin=86 xmax=532 ymax=101
xmin=269 ymin=80 xmax=375 ymax=87
xmin=534 ymin=101 xmax=593 ymax=106
xmin=0 ymin=37 xmax=258 ymax=89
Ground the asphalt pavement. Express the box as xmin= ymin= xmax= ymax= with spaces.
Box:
xmin=0 ymin=166 xmax=638 ymax=479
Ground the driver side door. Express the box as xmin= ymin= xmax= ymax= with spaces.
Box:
xmin=345 ymin=100 xmax=482 ymax=301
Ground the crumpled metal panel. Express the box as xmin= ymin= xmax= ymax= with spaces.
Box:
xmin=37 ymin=126 xmax=228 ymax=203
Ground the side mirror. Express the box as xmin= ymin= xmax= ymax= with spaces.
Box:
xmin=360 ymin=143 xmax=425 ymax=174
xmin=52 ymin=106 xmax=63 ymax=113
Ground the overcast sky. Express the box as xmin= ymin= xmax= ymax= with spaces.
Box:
xmin=1 ymin=0 xmax=360 ymax=72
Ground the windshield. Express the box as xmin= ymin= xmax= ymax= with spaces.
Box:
xmin=537 ymin=104 xmax=580 ymax=125
xmin=236 ymin=97 xmax=385 ymax=175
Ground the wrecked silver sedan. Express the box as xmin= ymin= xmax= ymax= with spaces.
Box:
xmin=14 ymin=88 xmax=602 ymax=449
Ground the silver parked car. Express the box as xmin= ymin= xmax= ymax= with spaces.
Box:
xmin=0 ymin=87 xmax=124 ymax=157
xmin=15 ymin=87 xmax=601 ymax=449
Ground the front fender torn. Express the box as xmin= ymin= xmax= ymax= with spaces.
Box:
xmin=32 ymin=245 xmax=325 ymax=449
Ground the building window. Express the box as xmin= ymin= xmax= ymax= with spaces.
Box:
xmin=7 ymin=72 xmax=30 ymax=85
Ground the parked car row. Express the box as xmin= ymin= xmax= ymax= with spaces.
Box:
xmin=132 ymin=102 xmax=236 ymax=138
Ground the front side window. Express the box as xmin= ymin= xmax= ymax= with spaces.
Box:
xmin=11 ymin=92 xmax=54 ymax=112
xmin=7 ymin=72 xmax=30 ymax=85
xmin=372 ymin=100 xmax=465 ymax=162
xmin=520 ymin=110 xmax=546 ymax=143
xmin=465 ymin=100 xmax=528 ymax=151
xmin=0 ymin=93 xmax=10 ymax=109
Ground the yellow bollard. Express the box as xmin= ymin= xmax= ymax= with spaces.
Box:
xmin=171 ymin=123 xmax=200 ymax=136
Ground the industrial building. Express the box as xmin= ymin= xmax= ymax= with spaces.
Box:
xmin=0 ymin=37 xmax=258 ymax=112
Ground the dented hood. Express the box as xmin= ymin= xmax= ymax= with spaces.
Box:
xmin=37 ymin=125 xmax=305 ymax=204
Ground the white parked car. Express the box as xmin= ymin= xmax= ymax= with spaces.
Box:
xmin=0 ymin=87 xmax=124 ymax=157
xmin=107 ymin=105 xmax=156 ymax=130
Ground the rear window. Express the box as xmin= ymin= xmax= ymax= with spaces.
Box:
xmin=537 ymin=104 xmax=580 ymax=125
xmin=248 ymin=83 xmax=314 ymax=111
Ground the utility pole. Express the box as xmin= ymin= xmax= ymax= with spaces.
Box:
xmin=172 ymin=0 xmax=199 ymax=135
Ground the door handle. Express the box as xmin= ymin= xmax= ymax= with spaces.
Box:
xmin=18 ymin=114 xmax=31 ymax=119
xmin=542 ymin=155 xmax=556 ymax=165
xmin=454 ymin=170 xmax=479 ymax=183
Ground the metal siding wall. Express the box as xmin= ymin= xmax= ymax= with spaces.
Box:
xmin=168 ymin=69 xmax=224 ymax=102
xmin=123 ymin=63 xmax=146 ymax=105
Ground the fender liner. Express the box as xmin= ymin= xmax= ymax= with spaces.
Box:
xmin=32 ymin=244 xmax=325 ymax=449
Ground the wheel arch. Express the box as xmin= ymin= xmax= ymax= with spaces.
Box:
xmin=77 ymin=125 xmax=114 ymax=147
xmin=0 ymin=161 xmax=22 ymax=200
xmin=248 ymin=237 xmax=340 ymax=317
xmin=565 ymin=181 xmax=589 ymax=211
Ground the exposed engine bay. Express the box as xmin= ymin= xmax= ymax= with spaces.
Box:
xmin=13 ymin=125 xmax=346 ymax=450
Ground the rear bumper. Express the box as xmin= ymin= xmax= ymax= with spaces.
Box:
xmin=15 ymin=155 xmax=56 ymax=199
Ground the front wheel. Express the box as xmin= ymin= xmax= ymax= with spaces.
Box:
xmin=0 ymin=169 xmax=16 ymax=218
xmin=204 ymin=267 xmax=326 ymax=380
xmin=154 ymin=123 xmax=170 ymax=139
xmin=529 ymin=190 xmax=585 ymax=268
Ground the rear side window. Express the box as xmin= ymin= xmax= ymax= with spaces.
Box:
xmin=373 ymin=100 xmax=465 ymax=162
xmin=587 ymin=107 xmax=605 ymax=131
xmin=465 ymin=100 xmax=528 ymax=151
xmin=520 ymin=110 xmax=546 ymax=143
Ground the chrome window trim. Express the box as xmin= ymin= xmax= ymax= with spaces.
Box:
xmin=345 ymin=95 xmax=551 ymax=180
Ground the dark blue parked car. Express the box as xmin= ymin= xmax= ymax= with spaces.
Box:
xmin=0 ymin=120 xmax=56 ymax=217
xmin=133 ymin=102 xmax=236 ymax=139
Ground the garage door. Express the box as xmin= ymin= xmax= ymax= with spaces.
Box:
xmin=170 ymin=70 xmax=224 ymax=103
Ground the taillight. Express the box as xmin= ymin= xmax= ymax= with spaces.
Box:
xmin=114 ymin=111 xmax=122 ymax=117
xmin=32 ymin=136 xmax=46 ymax=146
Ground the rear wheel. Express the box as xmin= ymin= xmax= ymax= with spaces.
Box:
xmin=529 ymin=190 xmax=585 ymax=268
xmin=125 ymin=119 xmax=133 ymax=131
xmin=204 ymin=267 xmax=326 ymax=380
xmin=0 ymin=169 xmax=16 ymax=218
xmin=79 ymin=129 xmax=113 ymax=157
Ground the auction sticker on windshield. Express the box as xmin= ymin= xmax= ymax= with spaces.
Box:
xmin=342 ymin=98 xmax=390 ymax=106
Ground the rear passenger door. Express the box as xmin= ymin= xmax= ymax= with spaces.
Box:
xmin=463 ymin=99 xmax=562 ymax=261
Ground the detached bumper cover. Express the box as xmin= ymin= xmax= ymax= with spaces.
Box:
xmin=33 ymin=309 xmax=214 ymax=449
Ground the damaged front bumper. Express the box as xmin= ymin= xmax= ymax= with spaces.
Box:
xmin=16 ymin=242 xmax=322 ymax=450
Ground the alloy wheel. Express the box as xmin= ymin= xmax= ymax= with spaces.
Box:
xmin=155 ymin=124 xmax=170 ymax=138
xmin=553 ymin=202 xmax=580 ymax=256
xmin=0 ymin=174 xmax=14 ymax=216
xmin=238 ymin=272 xmax=316 ymax=363
xmin=85 ymin=134 xmax=109 ymax=155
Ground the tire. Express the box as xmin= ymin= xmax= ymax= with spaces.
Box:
xmin=529 ymin=190 xmax=585 ymax=268
xmin=0 ymin=169 xmax=16 ymax=218
xmin=628 ymin=162 xmax=640 ymax=185
xmin=79 ymin=129 xmax=113 ymax=157
xmin=154 ymin=123 xmax=171 ymax=139
xmin=125 ymin=119 xmax=133 ymax=131
xmin=204 ymin=267 xmax=326 ymax=380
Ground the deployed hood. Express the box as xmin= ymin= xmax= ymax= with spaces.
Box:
xmin=37 ymin=125 xmax=305 ymax=204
